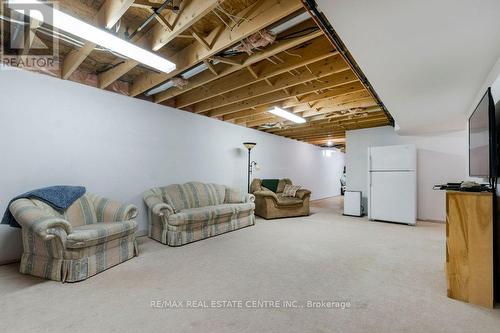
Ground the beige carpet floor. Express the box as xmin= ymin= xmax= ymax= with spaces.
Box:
xmin=1 ymin=197 xmax=500 ymax=333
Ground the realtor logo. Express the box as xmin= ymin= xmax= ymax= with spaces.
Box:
xmin=1 ymin=0 xmax=59 ymax=70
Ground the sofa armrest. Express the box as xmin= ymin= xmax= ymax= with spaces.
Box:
xmin=253 ymin=190 xmax=278 ymax=201
xmin=29 ymin=217 xmax=73 ymax=241
xmin=244 ymin=193 xmax=255 ymax=203
xmin=143 ymin=190 xmax=174 ymax=217
xmin=9 ymin=199 xmax=73 ymax=241
xmin=90 ymin=195 xmax=138 ymax=222
xmin=295 ymin=189 xmax=311 ymax=200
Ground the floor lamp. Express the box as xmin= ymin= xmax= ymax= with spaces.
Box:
xmin=243 ymin=142 xmax=256 ymax=193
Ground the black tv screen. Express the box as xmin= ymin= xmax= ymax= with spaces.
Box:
xmin=469 ymin=88 xmax=497 ymax=178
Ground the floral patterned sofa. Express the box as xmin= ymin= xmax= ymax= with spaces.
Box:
xmin=143 ymin=182 xmax=255 ymax=246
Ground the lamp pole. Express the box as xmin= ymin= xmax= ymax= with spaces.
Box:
xmin=247 ymin=149 xmax=251 ymax=193
xmin=243 ymin=142 xmax=256 ymax=193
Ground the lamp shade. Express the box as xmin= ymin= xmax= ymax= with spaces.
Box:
xmin=243 ymin=142 xmax=256 ymax=150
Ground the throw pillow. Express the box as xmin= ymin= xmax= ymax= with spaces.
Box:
xmin=282 ymin=184 xmax=301 ymax=197
xmin=225 ymin=187 xmax=243 ymax=203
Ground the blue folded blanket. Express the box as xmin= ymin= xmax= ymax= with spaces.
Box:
xmin=1 ymin=186 xmax=86 ymax=228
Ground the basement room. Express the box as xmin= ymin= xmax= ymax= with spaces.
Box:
xmin=1 ymin=0 xmax=500 ymax=332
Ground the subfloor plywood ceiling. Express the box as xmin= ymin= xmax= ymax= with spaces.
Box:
xmin=1 ymin=0 xmax=394 ymax=147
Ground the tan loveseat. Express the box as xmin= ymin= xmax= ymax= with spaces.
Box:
xmin=250 ymin=178 xmax=311 ymax=219
xmin=143 ymin=182 xmax=255 ymax=246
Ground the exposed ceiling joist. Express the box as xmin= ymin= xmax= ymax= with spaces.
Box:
xmin=130 ymin=0 xmax=304 ymax=97
xmin=307 ymin=137 xmax=345 ymax=144
xmin=291 ymin=90 xmax=372 ymax=112
xmin=155 ymin=26 xmax=324 ymax=104
xmin=132 ymin=0 xmax=168 ymax=9
xmin=97 ymin=0 xmax=135 ymax=29
xmin=272 ymin=114 xmax=388 ymax=136
xmin=61 ymin=0 xmax=134 ymax=79
xmin=150 ymin=0 xmax=222 ymax=51
xmin=291 ymin=121 xmax=389 ymax=140
xmin=208 ymin=71 xmax=358 ymax=117
xmin=173 ymin=34 xmax=332 ymax=108
xmin=266 ymin=111 xmax=386 ymax=134
xmin=98 ymin=0 xmax=221 ymax=89
xmin=242 ymin=102 xmax=383 ymax=128
xmin=191 ymin=55 xmax=347 ymax=113
xmin=247 ymin=113 xmax=387 ymax=130
xmin=2 ymin=0 xmax=393 ymax=147
xmin=249 ymin=106 xmax=379 ymax=128
xmin=281 ymin=81 xmax=366 ymax=108
xmin=231 ymin=89 xmax=372 ymax=124
xmin=264 ymin=121 xmax=378 ymax=140
xmin=300 ymin=99 xmax=378 ymax=117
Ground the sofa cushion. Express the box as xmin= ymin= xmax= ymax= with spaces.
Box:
xmin=66 ymin=221 xmax=137 ymax=249
xmin=276 ymin=194 xmax=303 ymax=206
xmin=63 ymin=195 xmax=97 ymax=227
xmin=161 ymin=182 xmax=225 ymax=212
xmin=168 ymin=203 xmax=254 ymax=226
xmin=277 ymin=179 xmax=292 ymax=193
xmin=282 ymin=184 xmax=301 ymax=197
xmin=225 ymin=187 xmax=244 ymax=203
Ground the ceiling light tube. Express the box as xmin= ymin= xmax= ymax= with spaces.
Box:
xmin=269 ymin=106 xmax=306 ymax=124
xmin=9 ymin=0 xmax=176 ymax=73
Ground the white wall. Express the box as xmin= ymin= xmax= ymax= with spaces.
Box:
xmin=346 ymin=126 xmax=467 ymax=222
xmin=0 ymin=68 xmax=345 ymax=263
xmin=469 ymin=54 xmax=500 ymax=117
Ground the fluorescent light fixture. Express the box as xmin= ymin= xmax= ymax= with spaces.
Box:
xmin=269 ymin=12 xmax=311 ymax=35
xmin=146 ymin=81 xmax=174 ymax=96
xmin=181 ymin=62 xmax=208 ymax=79
xmin=146 ymin=63 xmax=207 ymax=95
xmin=269 ymin=107 xmax=306 ymax=124
xmin=9 ymin=0 xmax=176 ymax=73
xmin=146 ymin=58 xmax=223 ymax=95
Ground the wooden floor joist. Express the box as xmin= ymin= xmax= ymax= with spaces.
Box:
xmin=230 ymin=89 xmax=372 ymax=123
xmin=280 ymin=117 xmax=389 ymax=138
xmin=291 ymin=90 xmax=372 ymax=112
xmin=61 ymin=0 xmax=134 ymax=79
xmin=264 ymin=109 xmax=383 ymax=131
xmin=207 ymin=70 xmax=358 ymax=117
xmin=1 ymin=0 xmax=393 ymax=147
xmin=171 ymin=33 xmax=330 ymax=107
xmin=130 ymin=0 xmax=304 ymax=97
xmin=244 ymin=105 xmax=385 ymax=128
xmin=192 ymin=55 xmax=348 ymax=114
xmin=98 ymin=0 xmax=221 ymax=89
xmin=154 ymin=27 xmax=324 ymax=104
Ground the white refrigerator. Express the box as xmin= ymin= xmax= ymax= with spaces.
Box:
xmin=368 ymin=144 xmax=417 ymax=225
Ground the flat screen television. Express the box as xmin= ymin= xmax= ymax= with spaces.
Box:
xmin=468 ymin=87 xmax=499 ymax=178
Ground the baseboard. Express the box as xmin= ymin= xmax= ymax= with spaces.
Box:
xmin=421 ymin=219 xmax=445 ymax=224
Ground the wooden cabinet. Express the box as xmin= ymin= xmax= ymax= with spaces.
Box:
xmin=446 ymin=191 xmax=494 ymax=308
